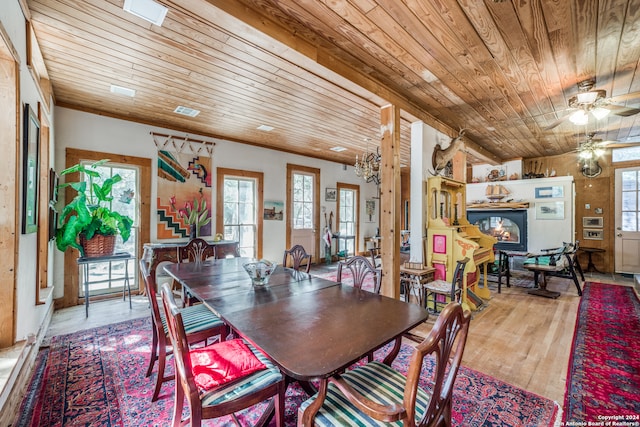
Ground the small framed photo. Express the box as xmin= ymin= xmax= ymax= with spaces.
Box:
xmin=325 ymin=188 xmax=337 ymax=202
xmin=583 ymin=229 xmax=604 ymax=240
xmin=535 ymin=201 xmax=564 ymax=220
xmin=263 ymin=200 xmax=284 ymax=221
xmin=583 ymin=217 xmax=603 ymax=228
xmin=535 ymin=186 xmax=564 ymax=198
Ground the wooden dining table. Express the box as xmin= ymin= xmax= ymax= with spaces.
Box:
xmin=163 ymin=257 xmax=429 ymax=425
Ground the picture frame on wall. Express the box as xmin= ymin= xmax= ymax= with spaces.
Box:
xmin=535 ymin=186 xmax=564 ymax=198
xmin=583 ymin=217 xmax=603 ymax=228
xmin=535 ymin=201 xmax=564 ymax=220
xmin=583 ymin=229 xmax=604 ymax=240
xmin=325 ymin=187 xmax=337 ymax=202
xmin=365 ymin=199 xmax=377 ymax=223
xmin=263 ymin=200 xmax=284 ymax=220
xmin=22 ymin=104 xmax=40 ymax=234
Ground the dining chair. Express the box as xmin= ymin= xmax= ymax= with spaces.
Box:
xmin=298 ymin=302 xmax=471 ymax=427
xmin=160 ymin=283 xmax=285 ymax=427
xmin=423 ymin=257 xmax=469 ymax=313
xmin=178 ymin=238 xmax=216 ymax=263
xmin=337 ymin=255 xmax=382 ymax=294
xmin=178 ymin=238 xmax=216 ymax=305
xmin=369 ymin=247 xmax=382 ymax=269
xmin=139 ymin=259 xmax=229 ymax=402
xmin=282 ymin=244 xmax=312 ymax=273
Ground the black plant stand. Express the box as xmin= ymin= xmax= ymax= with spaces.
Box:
xmin=77 ymin=252 xmax=135 ymax=317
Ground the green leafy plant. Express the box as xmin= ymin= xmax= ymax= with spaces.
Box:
xmin=55 ymin=159 xmax=133 ymax=255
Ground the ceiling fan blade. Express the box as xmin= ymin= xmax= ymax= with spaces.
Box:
xmin=599 ymin=142 xmax=640 ymax=149
xmin=607 ymin=91 xmax=640 ymax=103
xmin=605 ymin=104 xmax=640 ymax=117
xmin=543 ymin=114 xmax=571 ymax=131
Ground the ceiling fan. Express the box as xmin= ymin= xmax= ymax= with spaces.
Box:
xmin=544 ymin=80 xmax=640 ymax=130
xmin=575 ymin=133 xmax=640 ymax=158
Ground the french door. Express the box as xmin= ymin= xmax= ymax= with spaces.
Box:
xmin=337 ymin=183 xmax=359 ymax=256
xmin=615 ymin=166 xmax=640 ymax=273
xmin=286 ymin=164 xmax=320 ymax=261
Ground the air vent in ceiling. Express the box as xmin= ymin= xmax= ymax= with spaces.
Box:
xmin=110 ymin=84 xmax=136 ymax=97
xmin=173 ymin=106 xmax=200 ymax=117
xmin=123 ymin=0 xmax=168 ymax=26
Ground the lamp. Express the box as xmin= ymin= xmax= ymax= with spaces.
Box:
xmin=591 ymin=107 xmax=610 ymax=120
xmin=354 ymin=144 xmax=381 ymax=185
xmin=569 ymin=109 xmax=589 ymax=125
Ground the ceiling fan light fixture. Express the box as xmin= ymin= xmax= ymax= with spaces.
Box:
xmin=591 ymin=107 xmax=610 ymax=120
xmin=579 ymin=150 xmax=593 ymax=159
xmin=569 ymin=109 xmax=589 ymax=125
xmin=576 ymin=91 xmax=599 ymax=104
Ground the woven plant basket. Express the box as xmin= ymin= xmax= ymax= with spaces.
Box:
xmin=80 ymin=234 xmax=116 ymax=258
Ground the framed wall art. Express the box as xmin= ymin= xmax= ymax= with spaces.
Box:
xmin=535 ymin=186 xmax=564 ymax=198
xmin=325 ymin=187 xmax=337 ymax=202
xmin=22 ymin=104 xmax=40 ymax=234
xmin=263 ymin=200 xmax=284 ymax=220
xmin=583 ymin=229 xmax=604 ymax=240
xmin=583 ymin=217 xmax=603 ymax=228
xmin=535 ymin=201 xmax=564 ymax=220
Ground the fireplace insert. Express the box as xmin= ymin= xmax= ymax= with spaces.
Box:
xmin=467 ymin=209 xmax=528 ymax=251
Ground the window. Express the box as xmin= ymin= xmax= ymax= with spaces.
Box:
xmin=80 ymin=162 xmax=139 ymax=297
xmin=217 ymin=168 xmax=264 ymax=259
xmin=292 ymin=173 xmax=314 ymax=229
xmin=613 ymin=146 xmax=640 ymax=163
xmin=621 ymin=170 xmax=639 ymax=232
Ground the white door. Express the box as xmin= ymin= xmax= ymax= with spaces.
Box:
xmin=615 ymin=167 xmax=640 ymax=273
xmin=290 ymin=169 xmax=318 ymax=260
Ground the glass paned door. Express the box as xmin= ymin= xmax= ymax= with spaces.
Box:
xmin=291 ymin=172 xmax=316 ymax=258
xmin=615 ymin=167 xmax=640 ymax=273
xmin=223 ymin=177 xmax=257 ymax=258
xmin=339 ymin=188 xmax=356 ymax=256
xmin=80 ymin=162 xmax=139 ymax=297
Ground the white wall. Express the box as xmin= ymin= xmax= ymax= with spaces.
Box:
xmin=467 ymin=176 xmax=575 ymax=252
xmin=2 ymin=1 xmax=56 ymax=342
xmin=54 ymin=108 xmax=379 ymax=297
xmin=409 ymin=121 xmax=452 ymax=263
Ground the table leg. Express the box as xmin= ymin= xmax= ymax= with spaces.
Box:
xmin=84 ymin=265 xmax=89 ymax=317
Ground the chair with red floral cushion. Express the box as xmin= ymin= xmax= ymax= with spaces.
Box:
xmin=139 ymin=259 xmax=229 ymax=402
xmin=161 ymin=283 xmax=285 ymax=427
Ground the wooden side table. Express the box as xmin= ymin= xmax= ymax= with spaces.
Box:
xmin=400 ymin=265 xmax=436 ymax=306
xmin=579 ymin=246 xmax=605 ymax=273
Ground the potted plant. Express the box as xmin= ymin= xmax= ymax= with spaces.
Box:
xmin=55 ymin=159 xmax=134 ymax=257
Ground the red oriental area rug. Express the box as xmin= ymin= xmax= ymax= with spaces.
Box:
xmin=18 ymin=317 xmax=558 ymax=426
xmin=563 ymin=282 xmax=640 ymax=423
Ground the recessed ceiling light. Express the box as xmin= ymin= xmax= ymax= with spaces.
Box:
xmin=330 ymin=146 xmax=347 ymax=152
xmin=173 ymin=106 xmax=200 ymax=117
xmin=123 ymin=0 xmax=168 ymax=26
xmin=110 ymin=84 xmax=136 ymax=97
xmin=257 ymin=125 xmax=274 ymax=131
xmin=486 ymin=126 xmax=496 ymax=131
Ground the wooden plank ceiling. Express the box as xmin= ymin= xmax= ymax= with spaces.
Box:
xmin=27 ymin=0 xmax=640 ymax=168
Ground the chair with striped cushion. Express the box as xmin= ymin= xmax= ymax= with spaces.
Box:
xmin=337 ymin=255 xmax=382 ymax=294
xmin=283 ymin=244 xmax=312 ymax=273
xmin=422 ymin=257 xmax=469 ymax=314
xmin=139 ymin=259 xmax=229 ymax=402
xmin=298 ymin=302 xmax=471 ymax=427
xmin=160 ymin=283 xmax=285 ymax=427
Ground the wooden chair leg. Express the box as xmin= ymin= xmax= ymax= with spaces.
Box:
xmin=146 ymin=326 xmax=158 ymax=378
xmin=172 ymin=380 xmax=185 ymax=427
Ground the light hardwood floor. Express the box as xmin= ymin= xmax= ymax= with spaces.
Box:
xmin=42 ymin=267 xmax=635 ymax=409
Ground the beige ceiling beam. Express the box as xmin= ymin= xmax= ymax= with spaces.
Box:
xmin=200 ymin=0 xmax=501 ymax=165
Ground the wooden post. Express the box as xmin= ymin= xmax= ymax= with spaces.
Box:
xmin=380 ymin=105 xmax=401 ymax=299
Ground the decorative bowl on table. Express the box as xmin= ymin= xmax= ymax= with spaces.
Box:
xmin=243 ymin=260 xmax=276 ymax=286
